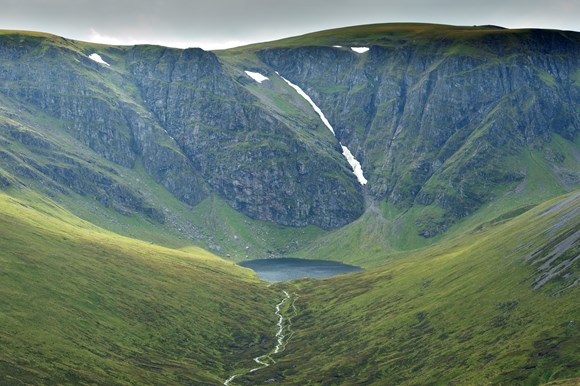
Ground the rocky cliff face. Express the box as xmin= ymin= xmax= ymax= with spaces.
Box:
xmin=256 ymin=28 xmax=580 ymax=235
xmin=0 ymin=25 xmax=578 ymax=237
xmin=124 ymin=45 xmax=363 ymax=228
xmin=0 ymin=33 xmax=364 ymax=229
xmin=0 ymin=34 xmax=209 ymax=218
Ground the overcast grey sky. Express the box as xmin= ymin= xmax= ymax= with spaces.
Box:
xmin=1 ymin=0 xmax=579 ymax=49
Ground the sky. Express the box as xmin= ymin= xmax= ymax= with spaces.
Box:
xmin=1 ymin=0 xmax=578 ymax=50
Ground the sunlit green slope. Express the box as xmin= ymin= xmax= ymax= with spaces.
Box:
xmin=0 ymin=190 xmax=278 ymax=385
xmin=249 ymin=190 xmax=580 ymax=385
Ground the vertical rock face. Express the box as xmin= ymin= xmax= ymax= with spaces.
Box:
xmin=0 ymin=26 xmax=578 ymax=234
xmin=0 ymin=35 xmax=209 ymax=213
xmin=0 ymin=35 xmax=364 ymax=229
xmin=257 ymin=29 xmax=580 ymax=234
xmin=0 ymin=36 xmax=136 ymax=168
xmin=125 ymin=45 xmax=363 ymax=228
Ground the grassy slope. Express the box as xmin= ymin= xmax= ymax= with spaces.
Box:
xmin=188 ymin=195 xmax=326 ymax=261
xmin=0 ymin=190 xmax=282 ymax=385
xmin=251 ymin=190 xmax=580 ymax=385
xmin=223 ymin=23 xmax=576 ymax=52
xmin=293 ymin=133 xmax=580 ymax=267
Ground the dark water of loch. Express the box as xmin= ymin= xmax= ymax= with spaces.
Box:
xmin=239 ymin=257 xmax=362 ymax=282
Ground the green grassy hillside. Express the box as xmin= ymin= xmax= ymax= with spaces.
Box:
xmin=0 ymin=190 xmax=279 ymax=385
xmin=247 ymin=190 xmax=580 ymax=385
xmin=224 ymin=22 xmax=572 ymax=51
xmin=293 ymin=134 xmax=580 ymax=267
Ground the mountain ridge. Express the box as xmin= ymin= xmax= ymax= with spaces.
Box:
xmin=1 ymin=23 xmax=579 ymax=256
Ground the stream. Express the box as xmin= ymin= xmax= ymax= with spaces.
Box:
xmin=224 ymin=290 xmax=296 ymax=385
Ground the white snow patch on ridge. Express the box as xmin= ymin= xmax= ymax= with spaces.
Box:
xmin=245 ymin=71 xmax=269 ymax=83
xmin=351 ymin=47 xmax=369 ymax=53
xmin=278 ymin=74 xmax=335 ymax=135
xmin=341 ymin=144 xmax=368 ymax=185
xmin=88 ymin=53 xmax=110 ymax=66
xmin=332 ymin=45 xmax=343 ymax=48
xmin=277 ymin=72 xmax=368 ymax=185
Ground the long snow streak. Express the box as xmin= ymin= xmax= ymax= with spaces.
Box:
xmin=278 ymin=74 xmax=335 ymax=135
xmin=278 ymin=73 xmax=368 ymax=185
xmin=341 ymin=144 xmax=368 ymax=185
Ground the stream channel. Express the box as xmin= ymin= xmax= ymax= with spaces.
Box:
xmin=224 ymin=258 xmax=361 ymax=384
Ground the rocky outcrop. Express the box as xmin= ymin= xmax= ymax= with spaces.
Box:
xmin=257 ymin=28 xmax=580 ymax=235
xmin=125 ymin=45 xmax=363 ymax=228
xmin=0 ymin=26 xmax=578 ymax=234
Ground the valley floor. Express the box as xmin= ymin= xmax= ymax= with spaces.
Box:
xmin=0 ymin=190 xmax=578 ymax=385
xmin=231 ymin=191 xmax=580 ymax=385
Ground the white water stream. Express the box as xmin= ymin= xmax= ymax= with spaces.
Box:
xmin=224 ymin=290 xmax=295 ymax=385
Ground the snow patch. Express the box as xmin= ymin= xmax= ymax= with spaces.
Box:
xmin=88 ymin=53 xmax=110 ymax=66
xmin=278 ymin=72 xmax=369 ymax=186
xmin=278 ymin=74 xmax=335 ymax=135
xmin=245 ymin=70 xmax=269 ymax=83
xmin=224 ymin=375 xmax=237 ymax=385
xmin=341 ymin=144 xmax=368 ymax=185
xmin=332 ymin=45 xmax=343 ymax=48
xmin=351 ymin=47 xmax=369 ymax=53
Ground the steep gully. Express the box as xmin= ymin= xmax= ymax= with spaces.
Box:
xmin=245 ymin=69 xmax=368 ymax=186
xmin=224 ymin=290 xmax=297 ymax=385
xmin=277 ymin=72 xmax=368 ymax=186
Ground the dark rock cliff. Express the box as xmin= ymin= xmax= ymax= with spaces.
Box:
xmin=0 ymin=34 xmax=364 ymax=229
xmin=125 ymin=45 xmax=363 ymax=228
xmin=0 ymin=26 xmax=578 ymax=235
xmin=257 ymin=28 xmax=580 ymax=235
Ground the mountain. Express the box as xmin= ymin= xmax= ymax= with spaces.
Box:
xmin=1 ymin=24 xmax=579 ymax=257
xmin=0 ymin=23 xmax=578 ymax=385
